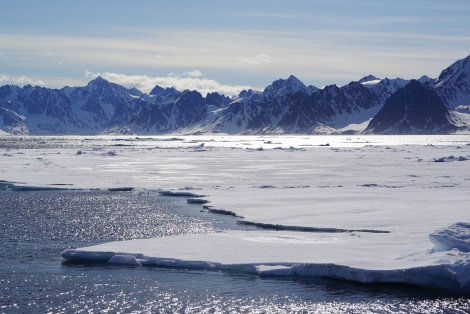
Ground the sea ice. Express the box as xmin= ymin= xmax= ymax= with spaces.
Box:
xmin=1 ymin=135 xmax=470 ymax=293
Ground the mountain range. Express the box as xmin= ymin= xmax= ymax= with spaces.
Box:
xmin=1 ymin=55 xmax=470 ymax=135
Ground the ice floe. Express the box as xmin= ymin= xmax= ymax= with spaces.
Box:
xmin=61 ymin=225 xmax=470 ymax=293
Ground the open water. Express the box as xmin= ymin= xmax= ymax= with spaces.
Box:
xmin=1 ymin=135 xmax=470 ymax=313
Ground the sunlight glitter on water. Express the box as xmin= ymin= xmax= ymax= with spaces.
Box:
xmin=1 ymin=189 xmax=469 ymax=313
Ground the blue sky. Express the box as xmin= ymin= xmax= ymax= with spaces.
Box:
xmin=1 ymin=0 xmax=469 ymax=95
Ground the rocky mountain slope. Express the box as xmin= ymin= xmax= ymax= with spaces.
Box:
xmin=364 ymin=80 xmax=456 ymax=134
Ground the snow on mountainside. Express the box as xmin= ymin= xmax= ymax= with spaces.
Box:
xmin=1 ymin=55 xmax=470 ymax=135
xmin=68 ymin=77 xmax=145 ymax=133
xmin=211 ymin=76 xmax=384 ymax=134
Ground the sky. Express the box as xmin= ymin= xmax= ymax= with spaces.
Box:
xmin=1 ymin=0 xmax=469 ymax=96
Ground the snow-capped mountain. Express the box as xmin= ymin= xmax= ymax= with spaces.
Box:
xmin=210 ymin=77 xmax=382 ymax=134
xmin=0 ymin=84 xmax=80 ymax=134
xmin=67 ymin=77 xmax=146 ymax=133
xmin=1 ymin=55 xmax=470 ymax=135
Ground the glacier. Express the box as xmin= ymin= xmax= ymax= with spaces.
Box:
xmin=1 ymin=134 xmax=470 ymax=294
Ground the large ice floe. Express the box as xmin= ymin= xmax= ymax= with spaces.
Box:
xmin=61 ymin=226 xmax=470 ymax=293
xmin=1 ymin=135 xmax=470 ymax=294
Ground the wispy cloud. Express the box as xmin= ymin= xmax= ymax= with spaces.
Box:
xmin=0 ymin=32 xmax=271 ymax=71
xmin=240 ymin=54 xmax=271 ymax=65
xmin=1 ymin=0 xmax=469 ymax=93
xmin=84 ymin=71 xmax=253 ymax=97
xmin=0 ymin=26 xmax=468 ymax=90
xmin=0 ymin=74 xmax=45 ymax=86
xmin=183 ymin=70 xmax=203 ymax=78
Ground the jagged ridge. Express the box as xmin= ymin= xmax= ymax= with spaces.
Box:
xmin=1 ymin=55 xmax=470 ymax=135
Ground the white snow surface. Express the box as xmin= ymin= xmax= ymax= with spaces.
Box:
xmin=2 ymin=134 xmax=470 ymax=292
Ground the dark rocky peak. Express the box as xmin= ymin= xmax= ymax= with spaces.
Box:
xmin=205 ymin=92 xmax=231 ymax=107
xmin=79 ymin=77 xmax=132 ymax=103
xmin=173 ymin=90 xmax=207 ymax=126
xmin=379 ymin=77 xmax=409 ymax=88
xmin=307 ymin=85 xmax=319 ymax=94
xmin=149 ymin=85 xmax=180 ymax=100
xmin=83 ymin=77 xmax=130 ymax=97
xmin=237 ymin=89 xmax=261 ymax=99
xmin=76 ymin=76 xmax=131 ymax=108
xmin=401 ymin=79 xmax=428 ymax=93
xmin=321 ymin=84 xmax=340 ymax=95
xmin=128 ymin=87 xmax=144 ymax=97
xmin=0 ymin=84 xmax=21 ymax=100
xmin=176 ymin=90 xmax=204 ymax=105
xmin=149 ymin=85 xmax=164 ymax=95
xmin=345 ymin=81 xmax=368 ymax=89
xmin=365 ymin=80 xmax=454 ymax=134
xmin=418 ymin=75 xmax=434 ymax=84
xmin=417 ymin=75 xmax=436 ymax=89
xmin=263 ymin=75 xmax=307 ymax=96
xmin=358 ymin=75 xmax=380 ymax=84
xmin=20 ymin=84 xmax=34 ymax=92
xmin=86 ymin=76 xmax=111 ymax=91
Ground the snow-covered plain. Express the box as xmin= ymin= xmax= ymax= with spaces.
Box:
xmin=1 ymin=135 xmax=470 ymax=293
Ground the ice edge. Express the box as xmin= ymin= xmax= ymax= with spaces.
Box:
xmin=60 ymin=248 xmax=470 ymax=294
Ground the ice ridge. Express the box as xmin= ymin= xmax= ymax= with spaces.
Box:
xmin=429 ymin=222 xmax=470 ymax=252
